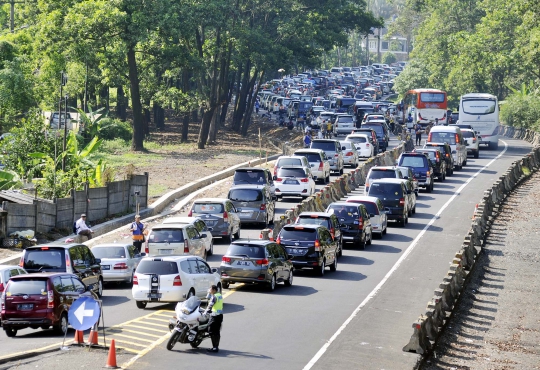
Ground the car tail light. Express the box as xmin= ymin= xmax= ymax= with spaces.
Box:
xmin=330 ymin=228 xmax=335 ymax=238
xmin=65 ymin=253 xmax=72 ymax=274
xmin=0 ymin=283 xmax=4 ymax=293
xmin=173 ymin=275 xmax=182 ymax=286
xmin=133 ymin=275 xmax=138 ymax=285
xmin=455 ymin=134 xmax=459 ymax=144
xmin=345 ymin=151 xmax=353 ymax=156
xmin=399 ymin=198 xmax=405 ymax=206
xmin=222 ymin=256 xmax=231 ymax=264
xmin=256 ymin=259 xmax=269 ymax=266
xmin=145 ymin=244 xmax=149 ymax=254
xmin=358 ymin=217 xmax=364 ymax=229
xmin=187 ymin=209 xmax=193 ymax=217
xmin=318 ymin=162 xmax=323 ymax=170
xmin=274 ymin=166 xmax=278 ymax=176
xmin=276 ymin=178 xmax=283 ymax=182
xmin=19 ymin=255 xmax=23 ymax=267
xmin=114 ymin=263 xmax=128 ymax=270
xmin=260 ymin=203 xmax=266 ymax=210
xmin=473 ymin=138 xmax=476 ymax=143
xmin=427 ymin=132 xmax=432 ymax=142
xmin=276 ymin=236 xmax=281 ymax=244
xmin=334 ymin=154 xmax=339 ymax=157
xmin=426 ymin=171 xmax=430 ymax=176
xmin=314 ymin=239 xmax=321 ymax=251
xmin=446 ymin=153 xmax=449 ymax=157
xmin=47 ymin=290 xmax=54 ymax=308
xmin=300 ymin=178 xmax=309 ymax=182
xmin=184 ymin=240 xmax=190 ymax=254
xmin=223 ymin=211 xmax=229 ymax=223
xmin=366 ymin=143 xmax=370 ymax=147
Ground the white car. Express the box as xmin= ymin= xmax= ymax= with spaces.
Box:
xmin=345 ymin=134 xmax=373 ymax=158
xmin=132 ymin=255 xmax=221 ymax=309
xmin=273 ymin=155 xmax=310 ymax=177
xmin=91 ymin=244 xmax=143 ymax=284
xmin=0 ymin=265 xmax=27 ymax=293
xmin=293 ymin=149 xmax=331 ymax=184
xmin=461 ymin=129 xmax=480 ymax=158
xmin=274 ymin=166 xmax=316 ymax=200
xmin=346 ymin=196 xmax=388 ymax=237
xmin=162 ymin=217 xmax=214 ymax=256
xmin=333 ymin=114 xmax=355 ymax=136
xmin=340 ymin=141 xmax=359 ymax=167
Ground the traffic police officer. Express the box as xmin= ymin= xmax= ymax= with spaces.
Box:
xmin=205 ymin=285 xmax=223 ymax=353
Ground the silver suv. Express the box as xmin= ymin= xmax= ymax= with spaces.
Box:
xmin=310 ymin=139 xmax=344 ymax=175
xmin=364 ymin=166 xmax=404 ymax=194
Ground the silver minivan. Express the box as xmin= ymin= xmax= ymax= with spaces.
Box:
xmin=427 ymin=126 xmax=467 ymax=170
xmin=310 ymin=139 xmax=344 ymax=175
xmin=146 ymin=224 xmax=207 ymax=258
xmin=227 ymin=185 xmax=276 ymax=227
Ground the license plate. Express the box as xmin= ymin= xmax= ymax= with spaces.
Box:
xmin=159 ymin=249 xmax=173 ymax=255
xmin=102 ymin=265 xmax=110 ymax=270
xmin=18 ymin=304 xmax=33 ymax=310
xmin=239 ymin=212 xmax=253 ymax=218
xmin=236 ymin=261 xmax=251 ymax=266
xmin=284 ymin=179 xmax=298 ymax=184
xmin=147 ymin=293 xmax=162 ymax=299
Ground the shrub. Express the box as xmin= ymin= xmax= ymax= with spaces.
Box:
xmin=98 ymin=118 xmax=132 ymax=141
xmin=500 ymin=94 xmax=540 ymax=130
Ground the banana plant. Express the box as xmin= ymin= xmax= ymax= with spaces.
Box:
xmin=0 ymin=169 xmax=23 ymax=190
xmin=75 ymin=105 xmax=107 ymax=138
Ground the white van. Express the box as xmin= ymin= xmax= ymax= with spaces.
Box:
xmin=146 ymin=224 xmax=207 ymax=258
xmin=427 ymin=126 xmax=467 ymax=170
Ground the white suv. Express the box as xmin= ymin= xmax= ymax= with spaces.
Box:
xmin=162 ymin=217 xmax=214 ymax=256
xmin=132 ymin=255 xmax=221 ymax=309
xmin=293 ymin=149 xmax=331 ymax=184
xmin=461 ymin=129 xmax=479 ymax=159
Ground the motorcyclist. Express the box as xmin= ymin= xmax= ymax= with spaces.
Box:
xmin=204 ymin=285 xmax=223 ymax=353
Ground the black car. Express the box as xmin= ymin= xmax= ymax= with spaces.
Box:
xmin=325 ymin=202 xmax=373 ymax=250
xmin=415 ymin=149 xmax=447 ymax=182
xmin=367 ymin=179 xmax=411 ymax=226
xmin=397 ymin=152 xmax=435 ymax=193
xmin=277 ymin=225 xmax=338 ymax=276
xmin=295 ymin=212 xmax=343 ymax=257
xmin=362 ymin=122 xmax=389 ymax=151
xmin=423 ymin=142 xmax=454 ymax=176
xmin=21 ymin=244 xmax=103 ymax=297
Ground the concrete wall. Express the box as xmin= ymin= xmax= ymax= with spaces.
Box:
xmin=1 ymin=173 xmax=149 ymax=235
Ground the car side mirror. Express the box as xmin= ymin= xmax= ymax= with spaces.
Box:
xmin=342 ymin=146 xmax=346 ymax=150
xmin=384 ymin=207 xmax=391 ymax=213
xmin=201 ymin=233 xmax=208 ymax=238
xmin=95 ymin=258 xmax=101 ymax=264
xmin=140 ymin=252 xmax=147 ymax=257
xmin=211 ymin=268 xmax=218 ymax=274
xmin=369 ymin=213 xmax=375 ymax=218
xmin=313 ymin=176 xmax=318 ymax=181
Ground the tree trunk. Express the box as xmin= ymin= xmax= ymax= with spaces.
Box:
xmin=232 ymin=60 xmax=250 ymax=131
xmin=153 ymin=102 xmax=165 ymax=130
xmin=181 ymin=113 xmax=189 ymax=142
xmin=208 ymin=108 xmax=219 ymax=143
xmin=240 ymin=70 xmax=260 ymax=136
xmin=116 ymin=85 xmax=127 ymax=121
xmin=127 ymin=47 xmax=144 ymax=151
xmin=197 ymin=107 xmax=215 ymax=149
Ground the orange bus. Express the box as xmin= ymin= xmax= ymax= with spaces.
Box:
xmin=403 ymin=89 xmax=448 ymax=128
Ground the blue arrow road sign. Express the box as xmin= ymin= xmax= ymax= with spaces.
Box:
xmin=68 ymin=296 xmax=101 ymax=331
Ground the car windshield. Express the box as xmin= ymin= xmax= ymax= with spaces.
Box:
xmin=228 ymin=189 xmax=263 ymax=202
xmin=296 ymin=216 xmax=331 ymax=228
xmin=368 ymin=183 xmax=402 ymax=198
xmin=7 ymin=279 xmax=47 ymax=295
xmin=430 ymin=132 xmax=456 ymax=145
xmin=349 ymin=201 xmax=378 ymax=215
xmin=327 ymin=205 xmax=361 ymax=220
xmin=280 ymin=228 xmax=317 ymax=241
xmin=295 ymin=152 xmax=322 ymax=163
xmin=368 ymin=170 xmax=396 ymax=180
xmin=233 ymin=170 xmax=266 ymax=185
xmin=346 ymin=136 xmax=367 ymax=143
xmin=278 ymin=168 xmax=306 ymax=178
xmin=148 ymin=229 xmax=185 ymax=243
xmin=136 ymin=260 xmax=179 ymax=275
xmin=226 ymin=244 xmax=265 ymax=258
xmin=24 ymin=250 xmax=65 ymax=271
xmin=193 ymin=203 xmax=224 ymax=214
xmin=311 ymin=141 xmax=336 ymax=151
xmin=400 ymin=156 xmax=428 ymax=168
xmin=91 ymin=247 xmax=126 ymax=259
xmin=277 ymin=158 xmax=304 ymax=167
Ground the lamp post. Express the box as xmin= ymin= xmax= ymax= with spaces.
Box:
xmin=62 ymin=93 xmax=69 ymax=171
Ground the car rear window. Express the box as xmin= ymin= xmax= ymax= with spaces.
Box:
xmin=91 ymin=247 xmax=126 ymax=259
xmin=311 ymin=141 xmax=336 ymax=151
xmin=296 ymin=216 xmax=331 ymax=228
xmin=327 ymin=205 xmax=361 ymax=220
xmin=226 ymin=244 xmax=265 ymax=258
xmin=148 ymin=229 xmax=185 ymax=243
xmin=277 ymin=158 xmax=303 ymax=167
xmin=7 ymin=279 xmax=47 ymax=295
xmin=368 ymin=169 xmax=396 ymax=180
xmin=233 ymin=170 xmax=266 ymax=185
xmin=429 ymin=132 xmax=456 ymax=145
xmin=295 ymin=152 xmax=321 ymax=163
xmin=341 ymin=142 xmax=353 ymax=150
xmin=193 ymin=203 xmax=224 ymax=214
xmin=23 ymin=249 xmax=65 ymax=271
xmin=417 ymin=151 xmax=436 ymax=161
xmin=368 ymin=183 xmax=403 ymax=198
xmin=399 ymin=156 xmax=428 ymax=168
xmin=462 ymin=131 xmax=474 ymax=138
xmin=278 ymin=168 xmax=306 ymax=178
xmin=362 ymin=124 xmax=384 ymax=136
xmin=228 ymin=189 xmax=263 ymax=202
xmin=349 ymin=201 xmax=378 ymax=215
xmin=347 ymin=136 xmax=367 ymax=144
xmin=280 ymin=228 xmax=317 ymax=241
xmin=136 ymin=260 xmax=179 ymax=275
xmin=425 ymin=144 xmax=446 ymax=153
xmin=338 ymin=116 xmax=353 ymax=123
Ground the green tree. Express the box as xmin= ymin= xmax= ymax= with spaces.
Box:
xmin=382 ymin=52 xmax=397 ymax=64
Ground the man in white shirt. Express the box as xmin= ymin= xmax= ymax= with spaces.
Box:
xmin=75 ymin=213 xmax=94 ymax=239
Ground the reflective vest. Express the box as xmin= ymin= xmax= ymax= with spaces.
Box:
xmin=212 ymin=293 xmax=223 ymax=314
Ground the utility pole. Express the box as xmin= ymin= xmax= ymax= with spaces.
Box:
xmin=0 ymin=0 xmax=27 ymax=32
xmin=59 ymin=72 xmax=67 ymax=170
xmin=62 ymin=94 xmax=68 ymax=171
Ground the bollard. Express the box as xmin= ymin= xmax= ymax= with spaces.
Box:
xmin=424 ymin=309 xmax=438 ymax=341
xmin=402 ymin=317 xmax=432 ymax=354
xmin=427 ymin=297 xmax=445 ymax=329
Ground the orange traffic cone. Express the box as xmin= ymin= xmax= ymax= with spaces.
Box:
xmin=105 ymin=339 xmax=118 ymax=368
xmin=87 ymin=326 xmax=99 ymax=346
xmin=73 ymin=330 xmax=84 ymax=344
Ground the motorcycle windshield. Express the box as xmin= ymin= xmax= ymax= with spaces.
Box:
xmin=182 ymin=296 xmax=201 ymax=312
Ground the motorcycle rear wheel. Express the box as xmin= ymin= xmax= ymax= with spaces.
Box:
xmin=190 ymin=338 xmax=203 ymax=348
xmin=166 ymin=331 xmax=181 ymax=351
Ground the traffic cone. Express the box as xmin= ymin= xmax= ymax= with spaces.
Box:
xmin=87 ymin=325 xmax=99 ymax=346
xmin=73 ymin=330 xmax=84 ymax=344
xmin=105 ymin=339 xmax=118 ymax=369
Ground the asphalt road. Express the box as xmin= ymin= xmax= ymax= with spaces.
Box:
xmin=0 ymin=136 xmax=532 ymax=370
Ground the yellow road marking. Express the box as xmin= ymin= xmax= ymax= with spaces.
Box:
xmin=152 ymin=312 xmax=174 ymax=318
xmin=144 ymin=317 xmax=171 ymax=323
xmin=136 ymin=320 xmax=167 ymax=328
xmin=114 ymin=346 xmax=140 ymax=354
xmin=0 ymin=339 xmax=74 ymax=361
xmin=121 ymin=332 xmax=172 ymax=369
xmin=115 ymin=329 xmax=162 ymax=338
xmin=109 ymin=339 xmax=148 ymax=348
xmin=125 ymin=324 xmax=168 ymax=333
xmin=109 ymin=333 xmax=155 ymax=343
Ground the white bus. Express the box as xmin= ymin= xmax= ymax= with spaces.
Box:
xmin=458 ymin=93 xmax=499 ymax=149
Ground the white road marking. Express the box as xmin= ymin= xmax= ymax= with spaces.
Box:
xmin=303 ymin=141 xmax=509 ymax=369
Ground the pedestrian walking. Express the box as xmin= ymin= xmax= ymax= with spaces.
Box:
xmin=303 ymin=133 xmax=312 ymax=148
xmin=74 ymin=213 xmax=94 ymax=240
xmin=129 ymin=215 xmax=147 ymax=253
xmin=414 ymin=123 xmax=423 ymax=146
xmin=255 ymin=101 xmax=260 ymax=114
